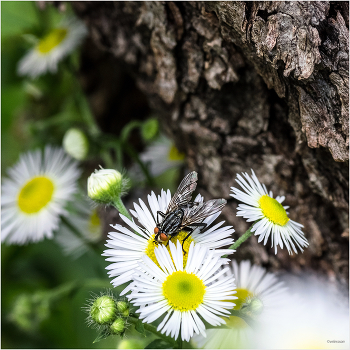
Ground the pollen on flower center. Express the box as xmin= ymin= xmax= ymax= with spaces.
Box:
xmin=37 ymin=28 xmax=68 ymax=54
xmin=17 ymin=176 xmax=54 ymax=214
xmin=168 ymin=145 xmax=185 ymax=161
xmin=145 ymin=231 xmax=193 ymax=268
xmin=259 ymin=195 xmax=289 ymax=226
xmin=162 ymin=271 xmax=205 ymax=311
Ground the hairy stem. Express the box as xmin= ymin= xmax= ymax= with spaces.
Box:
xmin=112 ymin=196 xmax=132 ymax=220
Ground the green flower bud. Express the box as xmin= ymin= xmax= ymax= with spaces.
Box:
xmin=141 ymin=118 xmax=159 ymax=141
xmin=9 ymin=292 xmax=50 ymax=332
xmin=63 ymin=128 xmax=89 ymax=161
xmin=240 ymin=296 xmax=264 ymax=318
xmin=88 ymin=168 xmax=127 ymax=204
xmin=116 ymin=301 xmax=129 ymax=317
xmin=90 ymin=296 xmax=117 ymax=325
xmin=110 ymin=317 xmax=125 ymax=335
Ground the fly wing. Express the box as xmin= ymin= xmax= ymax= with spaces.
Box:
xmin=166 ymin=171 xmax=198 ymax=214
xmin=181 ymin=198 xmax=227 ymax=226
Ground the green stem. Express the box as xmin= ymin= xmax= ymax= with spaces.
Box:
xmin=178 ymin=337 xmax=183 ymax=349
xmin=112 ymin=196 xmax=132 ymax=220
xmin=223 ymin=225 xmax=255 ymax=257
xmin=120 ymin=120 xmax=142 ymax=143
xmin=123 ymin=143 xmax=155 ymax=186
xmin=128 ymin=316 xmax=177 ymax=347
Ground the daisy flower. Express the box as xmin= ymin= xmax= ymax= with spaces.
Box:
xmin=103 ymin=191 xmax=235 ymax=287
xmin=193 ymin=260 xmax=289 ymax=349
xmin=1 ymin=146 xmax=81 ymax=244
xmin=127 ymin=241 xmax=237 ymax=342
xmin=54 ymin=196 xmax=102 ymax=258
xmin=231 ymin=260 xmax=288 ymax=320
xmin=230 ymin=169 xmax=308 ymax=254
xmin=17 ymin=17 xmax=87 ymax=79
xmin=140 ymin=134 xmax=185 ymax=177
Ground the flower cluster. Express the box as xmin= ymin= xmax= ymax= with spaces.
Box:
xmin=94 ymin=169 xmax=308 ymax=343
xmin=85 ymin=291 xmax=130 ymax=341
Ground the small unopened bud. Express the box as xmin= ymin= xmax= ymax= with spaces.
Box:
xmin=110 ymin=317 xmax=126 ymax=335
xmin=240 ymin=296 xmax=264 ymax=318
xmin=63 ymin=128 xmax=89 ymax=161
xmin=90 ymin=296 xmax=117 ymax=325
xmin=141 ymin=118 xmax=159 ymax=141
xmin=88 ymin=168 xmax=127 ymax=204
xmin=116 ymin=301 xmax=129 ymax=317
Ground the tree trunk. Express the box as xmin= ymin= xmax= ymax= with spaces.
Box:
xmin=73 ymin=1 xmax=349 ymax=291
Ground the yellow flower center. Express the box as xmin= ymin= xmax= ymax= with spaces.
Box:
xmin=162 ymin=271 xmax=205 ymax=311
xmin=145 ymin=231 xmax=194 ymax=268
xmin=234 ymin=288 xmax=254 ymax=310
xmin=259 ymin=195 xmax=289 ymax=226
xmin=222 ymin=289 xmax=253 ymax=330
xmin=168 ymin=145 xmax=185 ymax=161
xmin=37 ymin=28 xmax=68 ymax=54
xmin=88 ymin=209 xmax=101 ymax=238
xmin=17 ymin=176 xmax=54 ymax=214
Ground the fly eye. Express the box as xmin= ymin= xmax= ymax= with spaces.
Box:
xmin=160 ymin=233 xmax=168 ymax=241
xmin=154 ymin=227 xmax=159 ymax=234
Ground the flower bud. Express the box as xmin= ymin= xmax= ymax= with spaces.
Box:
xmin=87 ymin=168 xmax=125 ymax=204
xmin=63 ymin=128 xmax=89 ymax=161
xmin=90 ymin=296 xmax=117 ymax=325
xmin=116 ymin=301 xmax=129 ymax=317
xmin=141 ymin=118 xmax=159 ymax=141
xmin=240 ymin=296 xmax=264 ymax=318
xmin=110 ymin=317 xmax=126 ymax=335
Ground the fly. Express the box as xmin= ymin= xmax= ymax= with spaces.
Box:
xmin=153 ymin=171 xmax=227 ymax=253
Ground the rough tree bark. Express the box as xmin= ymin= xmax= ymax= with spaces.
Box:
xmin=73 ymin=2 xmax=349 ymax=291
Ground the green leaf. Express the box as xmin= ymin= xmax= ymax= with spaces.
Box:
xmin=145 ymin=339 xmax=174 ymax=349
xmin=134 ymin=319 xmax=146 ymax=336
xmin=93 ymin=328 xmax=110 ymax=343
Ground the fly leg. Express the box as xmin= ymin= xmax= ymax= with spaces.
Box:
xmin=181 ymin=223 xmax=207 ymax=254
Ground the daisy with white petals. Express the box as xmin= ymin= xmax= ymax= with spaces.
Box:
xmin=1 ymin=146 xmax=81 ymax=244
xmin=127 ymin=241 xmax=236 ymax=342
xmin=231 ymin=260 xmax=288 ymax=320
xmin=103 ymin=191 xmax=235 ymax=287
xmin=140 ymin=134 xmax=185 ymax=177
xmin=55 ymin=197 xmax=102 ymax=258
xmin=230 ymin=170 xmax=308 ymax=254
xmin=18 ymin=17 xmax=87 ymax=79
xmin=193 ymin=260 xmax=289 ymax=349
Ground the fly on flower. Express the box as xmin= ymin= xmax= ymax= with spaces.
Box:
xmin=153 ymin=171 xmax=227 ymax=253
